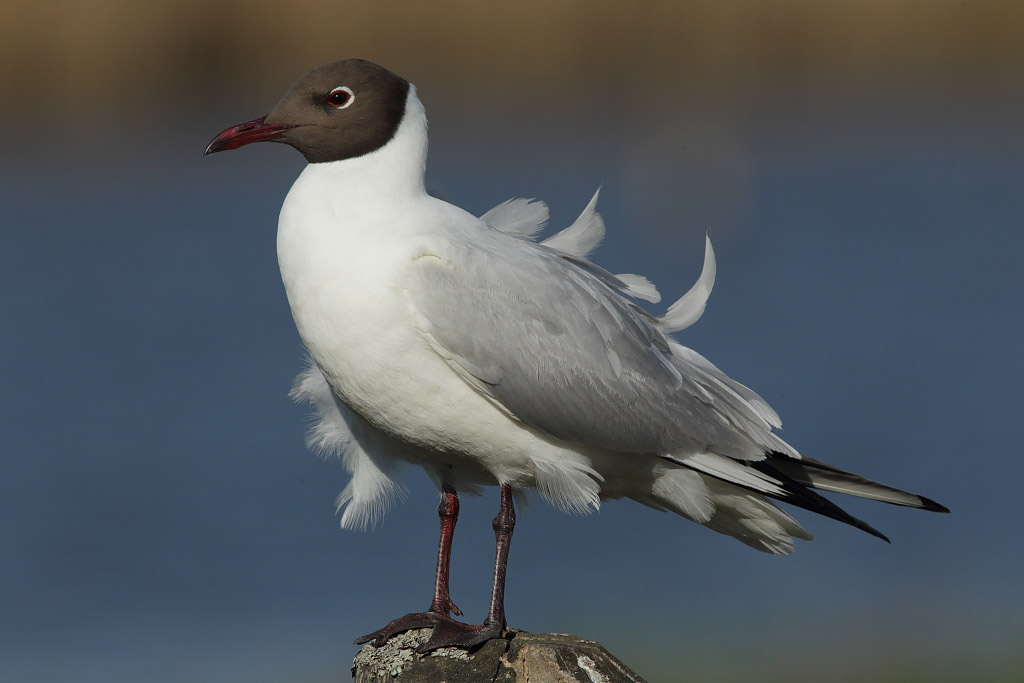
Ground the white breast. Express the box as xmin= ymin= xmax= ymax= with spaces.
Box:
xmin=278 ymin=169 xmax=439 ymax=439
xmin=276 ymin=164 xmax=549 ymax=481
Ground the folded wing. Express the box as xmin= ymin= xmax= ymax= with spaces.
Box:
xmin=408 ymin=230 xmax=789 ymax=461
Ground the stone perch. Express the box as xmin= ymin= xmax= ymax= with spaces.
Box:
xmin=352 ymin=628 xmax=647 ymax=682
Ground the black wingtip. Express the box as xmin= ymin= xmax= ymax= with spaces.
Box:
xmin=733 ymin=459 xmax=894 ymax=543
xmin=851 ymin=516 xmax=890 ymax=544
xmin=766 ymin=452 xmax=950 ymax=515
xmin=917 ymin=495 xmax=950 ymax=514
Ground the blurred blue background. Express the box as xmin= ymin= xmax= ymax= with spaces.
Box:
xmin=2 ymin=2 xmax=1022 ymax=681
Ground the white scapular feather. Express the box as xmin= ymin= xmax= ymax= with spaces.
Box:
xmin=658 ymin=232 xmax=716 ymax=333
xmin=480 ymin=197 xmax=549 ymax=238
xmin=482 ymin=189 xmax=663 ymax=303
xmin=541 ymin=189 xmax=662 ymax=303
xmin=541 ymin=187 xmax=604 ymax=257
xmin=614 ymin=273 xmax=661 ymax=303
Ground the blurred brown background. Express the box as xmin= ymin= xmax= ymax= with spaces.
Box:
xmin=3 ymin=3 xmax=1023 ymax=683
xmin=3 ymin=0 xmax=1022 ymax=122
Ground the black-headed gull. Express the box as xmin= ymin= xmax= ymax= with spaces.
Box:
xmin=206 ymin=59 xmax=947 ymax=652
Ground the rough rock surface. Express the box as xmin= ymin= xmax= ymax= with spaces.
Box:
xmin=352 ymin=628 xmax=647 ymax=682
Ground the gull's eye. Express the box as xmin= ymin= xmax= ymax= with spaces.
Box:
xmin=327 ymin=86 xmax=354 ymax=109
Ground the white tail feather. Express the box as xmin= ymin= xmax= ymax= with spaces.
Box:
xmin=700 ymin=478 xmax=813 ymax=555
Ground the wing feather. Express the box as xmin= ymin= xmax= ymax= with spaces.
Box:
xmin=479 ymin=198 xmax=548 ymax=238
xmin=408 ymin=231 xmax=787 ymax=460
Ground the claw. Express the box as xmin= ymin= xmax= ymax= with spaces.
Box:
xmin=354 ymin=612 xmax=444 ymax=646
xmin=355 ymin=612 xmax=507 ymax=652
xmin=415 ymin=620 xmax=506 ymax=653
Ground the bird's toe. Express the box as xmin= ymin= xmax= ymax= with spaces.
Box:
xmin=354 ymin=612 xmax=443 ymax=646
xmin=414 ymin=619 xmax=507 ymax=653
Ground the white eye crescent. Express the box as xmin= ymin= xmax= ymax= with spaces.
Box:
xmin=327 ymin=86 xmax=355 ymax=109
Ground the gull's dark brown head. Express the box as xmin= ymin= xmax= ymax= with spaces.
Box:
xmin=205 ymin=59 xmax=410 ymax=163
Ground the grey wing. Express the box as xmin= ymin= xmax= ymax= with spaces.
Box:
xmin=408 ymin=235 xmax=794 ymax=460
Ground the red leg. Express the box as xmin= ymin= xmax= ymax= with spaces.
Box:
xmin=484 ymin=482 xmax=515 ymax=628
xmin=430 ymin=487 xmax=462 ymax=616
xmin=354 ymin=487 xmax=463 ymax=645
xmin=416 ymin=483 xmax=515 ymax=652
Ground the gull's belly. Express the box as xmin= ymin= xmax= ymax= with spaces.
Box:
xmin=296 ymin=282 xmax=543 ymax=478
xmin=299 ymin=286 xmax=486 ymax=454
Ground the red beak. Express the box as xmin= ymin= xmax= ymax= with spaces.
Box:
xmin=204 ymin=116 xmax=293 ymax=155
